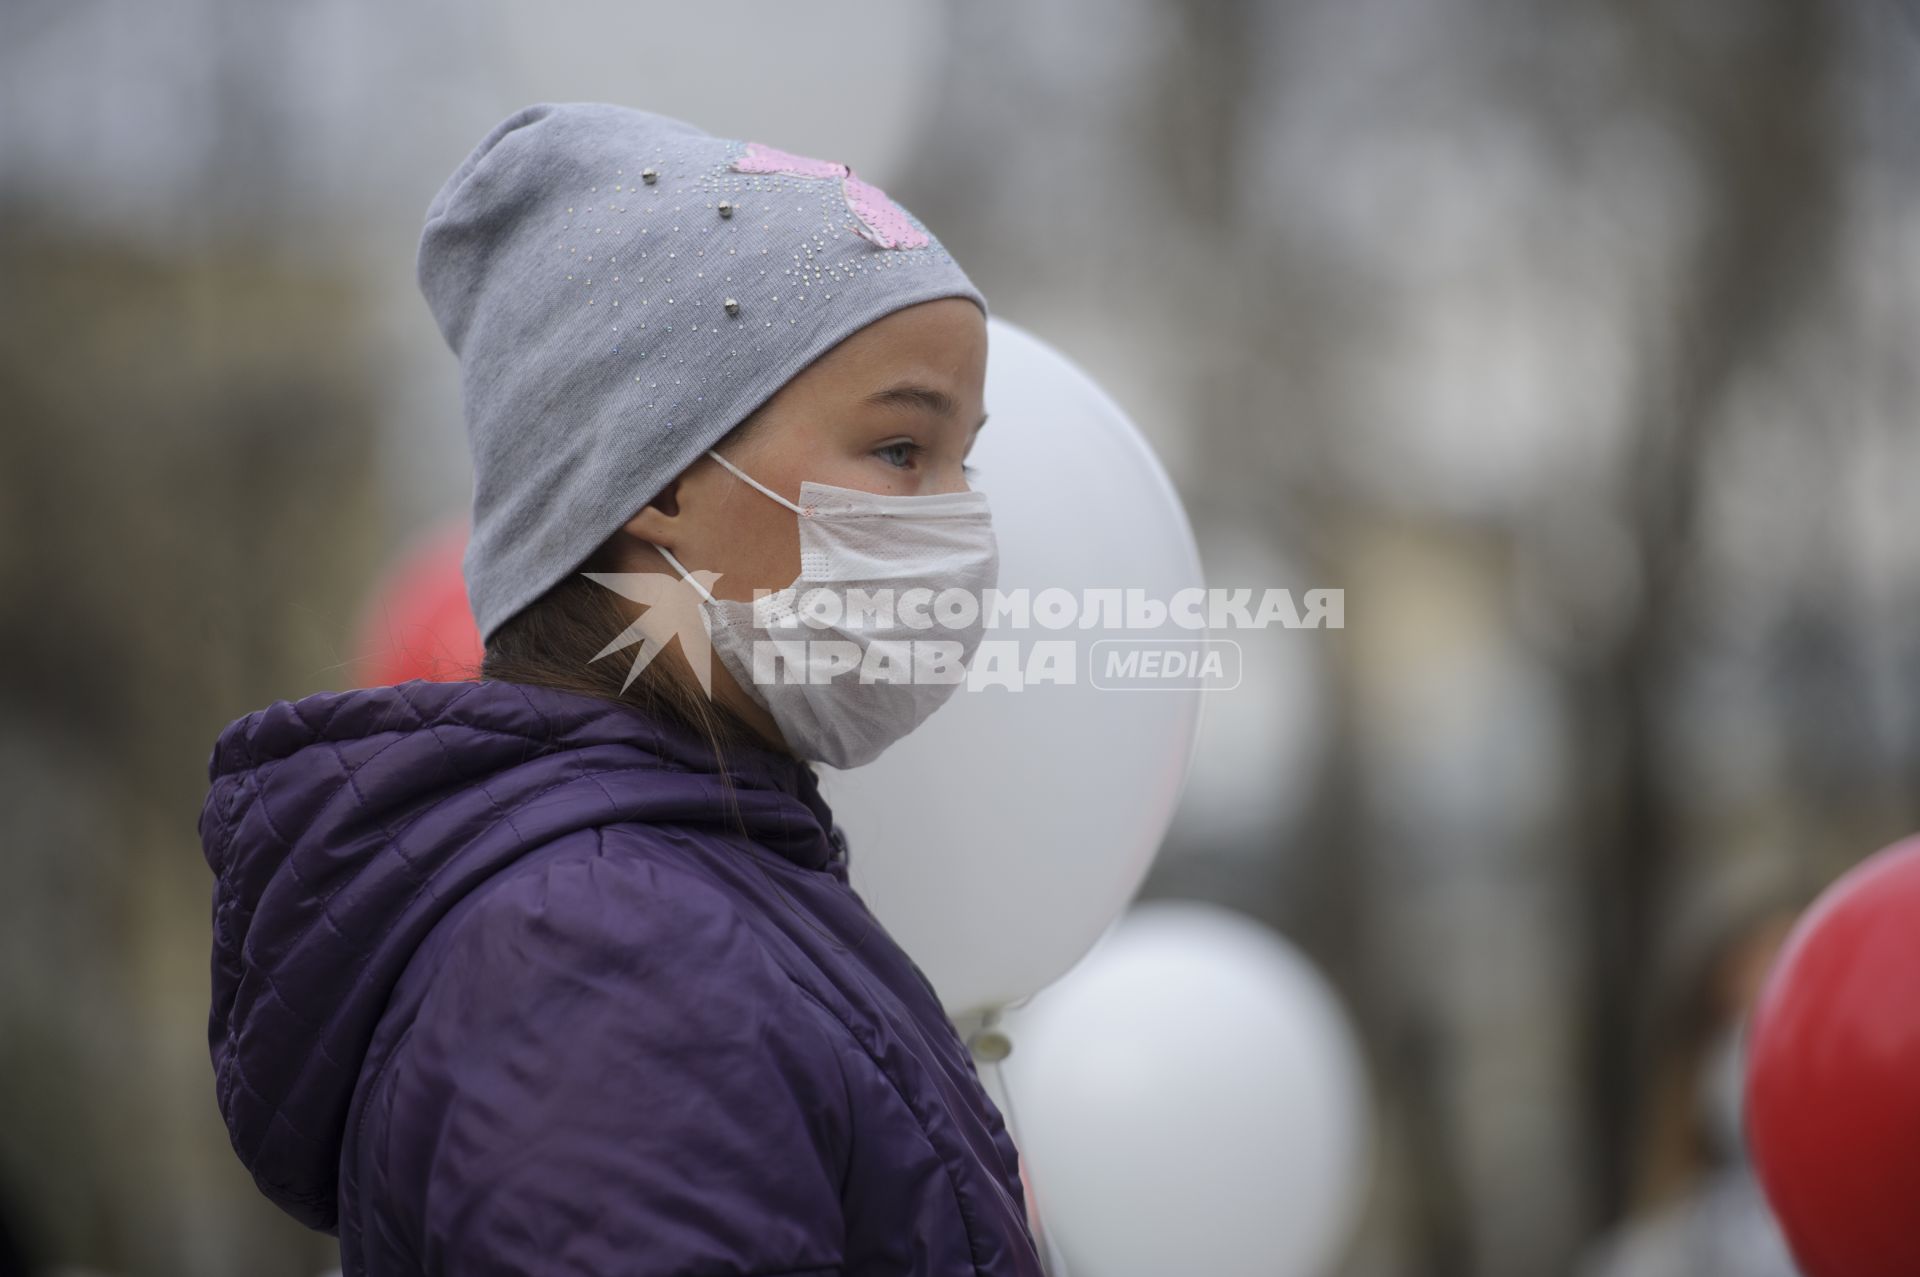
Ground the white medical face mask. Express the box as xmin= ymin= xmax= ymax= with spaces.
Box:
xmin=654 ymin=448 xmax=999 ymax=769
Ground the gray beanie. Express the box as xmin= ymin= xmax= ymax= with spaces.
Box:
xmin=416 ymin=101 xmax=989 ymax=643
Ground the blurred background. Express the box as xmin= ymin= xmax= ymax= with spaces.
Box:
xmin=4 ymin=1 xmax=1918 ymax=1274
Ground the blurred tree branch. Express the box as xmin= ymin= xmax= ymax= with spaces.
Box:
xmin=1573 ymin=0 xmax=1846 ymax=1226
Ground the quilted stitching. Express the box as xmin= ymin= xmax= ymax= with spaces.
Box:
xmin=199 ymin=678 xmax=840 ymax=1227
xmin=197 ymin=676 xmax=1044 ymax=1274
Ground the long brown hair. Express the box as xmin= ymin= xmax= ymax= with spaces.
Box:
xmin=478 ymin=421 xmax=791 ymax=835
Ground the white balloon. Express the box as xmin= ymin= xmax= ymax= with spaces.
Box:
xmin=992 ymin=900 xmax=1373 ymax=1277
xmin=818 ymin=315 xmax=1207 ymax=1017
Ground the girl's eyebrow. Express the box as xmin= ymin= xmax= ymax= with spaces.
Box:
xmin=865 ymin=381 xmax=990 ymax=430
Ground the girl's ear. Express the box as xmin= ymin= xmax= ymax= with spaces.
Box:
xmin=624 ymin=478 xmax=681 ymax=539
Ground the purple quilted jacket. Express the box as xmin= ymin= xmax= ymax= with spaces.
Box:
xmin=198 ymin=677 xmax=1045 ymax=1276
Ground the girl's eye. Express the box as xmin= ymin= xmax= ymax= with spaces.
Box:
xmin=875 ymin=440 xmax=980 ymax=480
xmin=875 ymin=441 xmax=920 ymax=469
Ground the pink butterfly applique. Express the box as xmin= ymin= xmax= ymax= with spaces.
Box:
xmin=730 ymin=141 xmax=931 ymax=250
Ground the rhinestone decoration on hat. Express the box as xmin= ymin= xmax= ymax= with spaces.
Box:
xmin=555 ymin=134 xmax=964 ymax=423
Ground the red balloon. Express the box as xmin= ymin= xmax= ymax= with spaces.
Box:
xmin=352 ymin=517 xmax=484 ymax=687
xmin=1745 ymin=834 xmax=1920 ymax=1277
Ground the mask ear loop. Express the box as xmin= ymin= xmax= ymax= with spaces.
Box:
xmin=652 ymin=449 xmax=805 ymax=607
xmin=653 ymin=543 xmax=719 ymax=605
xmin=705 ymin=448 xmax=814 ymax=517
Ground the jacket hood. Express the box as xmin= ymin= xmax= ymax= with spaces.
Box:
xmin=197 ymin=677 xmax=841 ymax=1231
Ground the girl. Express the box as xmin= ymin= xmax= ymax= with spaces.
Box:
xmin=199 ymin=102 xmax=1042 ymax=1276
